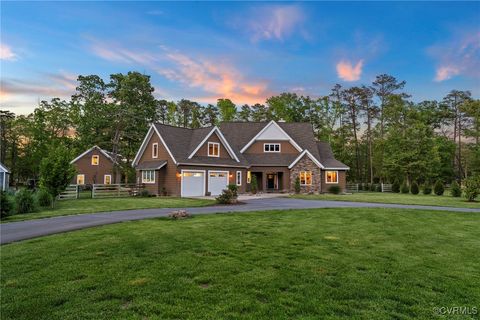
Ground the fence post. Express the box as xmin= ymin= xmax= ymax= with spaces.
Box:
xmin=76 ymin=185 xmax=79 ymax=199
xmin=118 ymin=184 xmax=120 ymax=197
xmin=92 ymin=184 xmax=95 ymax=198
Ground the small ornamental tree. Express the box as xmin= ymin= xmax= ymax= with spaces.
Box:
xmin=39 ymin=145 xmax=76 ymax=206
xmin=422 ymin=183 xmax=432 ymax=195
xmin=434 ymin=180 xmax=445 ymax=196
xmin=15 ymin=189 xmax=37 ymax=214
xmin=400 ymin=183 xmax=409 ymax=194
xmin=450 ymin=181 xmax=461 ymax=197
xmin=294 ymin=177 xmax=301 ymax=194
xmin=392 ymin=180 xmax=400 ymax=193
xmin=463 ymin=175 xmax=480 ymax=202
xmin=410 ymin=182 xmax=419 ymax=195
xmin=250 ymin=174 xmax=258 ymax=194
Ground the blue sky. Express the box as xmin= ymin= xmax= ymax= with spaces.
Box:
xmin=1 ymin=1 xmax=479 ymax=114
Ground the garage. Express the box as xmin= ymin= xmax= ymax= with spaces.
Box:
xmin=208 ymin=171 xmax=229 ymax=196
xmin=181 ymin=170 xmax=205 ymax=197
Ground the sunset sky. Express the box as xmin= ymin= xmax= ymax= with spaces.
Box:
xmin=1 ymin=1 xmax=479 ymax=114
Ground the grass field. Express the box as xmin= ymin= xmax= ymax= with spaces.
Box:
xmin=1 ymin=197 xmax=214 ymax=223
xmin=291 ymin=192 xmax=480 ymax=209
xmin=2 ymin=208 xmax=479 ymax=319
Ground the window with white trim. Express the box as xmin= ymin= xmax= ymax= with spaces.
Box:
xmin=264 ymin=143 xmax=280 ymax=152
xmin=91 ymin=155 xmax=99 ymax=165
xmin=236 ymin=171 xmax=242 ymax=186
xmin=142 ymin=170 xmax=155 ymax=183
xmin=152 ymin=143 xmax=158 ymax=158
xmin=208 ymin=142 xmax=220 ymax=157
xmin=325 ymin=171 xmax=338 ymax=183
xmin=77 ymin=174 xmax=85 ymax=185
xmin=104 ymin=174 xmax=112 ymax=185
xmin=300 ymin=171 xmax=312 ymax=185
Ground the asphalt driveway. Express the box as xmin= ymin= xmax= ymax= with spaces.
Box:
xmin=1 ymin=197 xmax=479 ymax=244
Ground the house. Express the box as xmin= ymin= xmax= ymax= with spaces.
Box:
xmin=132 ymin=121 xmax=349 ymax=197
xmin=70 ymin=146 xmax=121 ymax=185
xmin=0 ymin=162 xmax=10 ymax=191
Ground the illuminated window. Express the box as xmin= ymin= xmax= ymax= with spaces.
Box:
xmin=152 ymin=143 xmax=158 ymax=158
xmin=104 ymin=175 xmax=112 ymax=185
xmin=264 ymin=143 xmax=280 ymax=152
xmin=91 ymin=155 xmax=99 ymax=165
xmin=142 ymin=170 xmax=155 ymax=183
xmin=77 ymin=174 xmax=85 ymax=185
xmin=325 ymin=171 xmax=338 ymax=184
xmin=208 ymin=142 xmax=220 ymax=157
xmin=300 ymin=171 xmax=312 ymax=185
xmin=247 ymin=171 xmax=251 ymax=183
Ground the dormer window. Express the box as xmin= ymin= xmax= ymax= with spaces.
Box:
xmin=208 ymin=142 xmax=220 ymax=157
xmin=264 ymin=143 xmax=280 ymax=152
xmin=152 ymin=143 xmax=158 ymax=158
xmin=91 ymin=155 xmax=99 ymax=165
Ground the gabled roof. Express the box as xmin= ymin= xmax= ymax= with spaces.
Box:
xmin=187 ymin=126 xmax=239 ymax=162
xmin=0 ymin=162 xmax=10 ymax=173
xmin=239 ymin=120 xmax=302 ymax=153
xmin=70 ymin=145 xmax=119 ymax=164
xmin=133 ymin=121 xmax=347 ymax=170
xmin=288 ymin=149 xmax=324 ymax=169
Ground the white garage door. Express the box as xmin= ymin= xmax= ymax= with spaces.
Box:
xmin=181 ymin=170 xmax=205 ymax=197
xmin=208 ymin=171 xmax=229 ymax=196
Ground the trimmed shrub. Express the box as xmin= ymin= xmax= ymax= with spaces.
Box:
xmin=138 ymin=189 xmax=150 ymax=197
xmin=375 ymin=184 xmax=382 ymax=192
xmin=392 ymin=180 xmax=400 ymax=193
xmin=294 ymin=177 xmax=301 ymax=194
xmin=450 ymin=181 xmax=461 ymax=197
xmin=370 ymin=184 xmax=376 ymax=191
xmin=36 ymin=188 xmax=53 ymax=207
xmin=15 ymin=188 xmax=37 ymax=214
xmin=328 ymin=185 xmax=341 ymax=194
xmin=227 ymin=184 xmax=238 ymax=198
xmin=410 ymin=182 xmax=419 ymax=195
xmin=1 ymin=191 xmax=14 ymax=218
xmin=216 ymin=189 xmax=236 ymax=204
xmin=400 ymin=183 xmax=409 ymax=194
xmin=434 ymin=180 xmax=444 ymax=196
xmin=250 ymin=174 xmax=258 ymax=194
xmin=422 ymin=184 xmax=432 ymax=195
xmin=463 ymin=175 xmax=480 ymax=202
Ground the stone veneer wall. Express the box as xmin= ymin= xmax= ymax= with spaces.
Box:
xmin=289 ymin=155 xmax=321 ymax=193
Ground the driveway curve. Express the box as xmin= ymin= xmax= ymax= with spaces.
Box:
xmin=1 ymin=198 xmax=479 ymax=244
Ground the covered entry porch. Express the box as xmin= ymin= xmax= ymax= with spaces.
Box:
xmin=249 ymin=167 xmax=290 ymax=193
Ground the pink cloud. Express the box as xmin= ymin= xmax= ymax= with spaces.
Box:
xmin=430 ymin=31 xmax=480 ymax=82
xmin=0 ymin=42 xmax=17 ymax=61
xmin=336 ymin=59 xmax=364 ymax=82
xmin=89 ymin=40 xmax=271 ymax=105
xmin=235 ymin=5 xmax=306 ymax=42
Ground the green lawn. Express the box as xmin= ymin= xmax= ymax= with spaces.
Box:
xmin=291 ymin=192 xmax=480 ymax=209
xmin=2 ymin=208 xmax=479 ymax=319
xmin=1 ymin=197 xmax=214 ymax=223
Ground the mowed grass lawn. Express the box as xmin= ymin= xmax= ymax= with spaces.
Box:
xmin=2 ymin=208 xmax=479 ymax=319
xmin=291 ymin=192 xmax=480 ymax=209
xmin=1 ymin=197 xmax=214 ymax=223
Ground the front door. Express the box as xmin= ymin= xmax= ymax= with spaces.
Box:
xmin=266 ymin=173 xmax=277 ymax=189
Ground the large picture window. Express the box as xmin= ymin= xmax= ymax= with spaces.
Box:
xmin=325 ymin=171 xmax=338 ymax=183
xmin=264 ymin=143 xmax=280 ymax=152
xmin=208 ymin=142 xmax=220 ymax=157
xmin=142 ymin=170 xmax=155 ymax=183
xmin=300 ymin=171 xmax=312 ymax=185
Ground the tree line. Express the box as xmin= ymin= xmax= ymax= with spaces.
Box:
xmin=1 ymin=71 xmax=479 ymax=186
